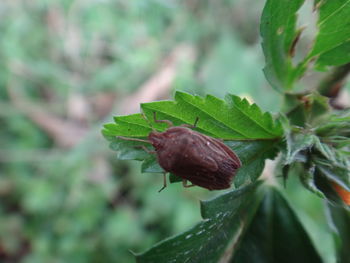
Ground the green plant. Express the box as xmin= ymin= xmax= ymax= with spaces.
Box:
xmin=103 ymin=1 xmax=350 ymax=262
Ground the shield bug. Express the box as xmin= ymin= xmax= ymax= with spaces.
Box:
xmin=118 ymin=113 xmax=241 ymax=192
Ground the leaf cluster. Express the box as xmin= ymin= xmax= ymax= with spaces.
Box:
xmin=103 ymin=0 xmax=350 ymax=262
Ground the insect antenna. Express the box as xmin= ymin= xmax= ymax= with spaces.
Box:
xmin=181 ymin=117 xmax=199 ymax=129
xmin=117 ymin=136 xmax=152 ymax=144
xmin=139 ymin=112 xmax=156 ymax=132
xmin=153 ymin=112 xmax=173 ymax=127
xmin=117 ymin=137 xmax=155 ymax=155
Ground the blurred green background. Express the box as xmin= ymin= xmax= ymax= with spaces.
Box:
xmin=1 ymin=0 xmax=348 ymax=262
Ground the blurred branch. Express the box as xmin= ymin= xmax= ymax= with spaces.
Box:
xmin=119 ymin=44 xmax=196 ymax=114
xmin=0 ymin=149 xmax=63 ymax=162
xmin=6 ymin=79 xmax=87 ymax=148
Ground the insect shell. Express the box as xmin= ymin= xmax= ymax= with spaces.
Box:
xmin=146 ymin=116 xmax=242 ymax=191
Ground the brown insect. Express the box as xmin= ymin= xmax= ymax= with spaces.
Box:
xmin=118 ymin=113 xmax=241 ymax=192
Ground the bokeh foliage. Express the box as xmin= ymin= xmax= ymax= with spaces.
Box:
xmin=1 ymin=0 xmax=350 ymax=263
xmin=0 ymin=0 xmax=280 ymax=262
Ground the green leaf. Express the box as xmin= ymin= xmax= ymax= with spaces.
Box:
xmin=291 ymin=134 xmax=350 ymax=204
xmin=284 ymin=93 xmax=330 ymax=127
xmin=260 ymin=0 xmax=305 ymax=90
xmin=102 ymin=114 xmax=152 ymax=138
xmin=103 ymin=92 xmax=283 ymax=140
xmin=141 ymin=155 xmax=163 ymax=173
xmin=281 ymin=128 xmax=350 ymax=201
xmin=226 ymin=140 xmax=280 ymax=187
xmin=314 ymin=168 xmax=344 ymax=205
xmin=309 ymin=1 xmax=350 ymax=59
xmin=327 ymin=204 xmax=350 ymax=263
xmin=314 ymin=137 xmax=340 ymax=164
xmin=141 ymin=92 xmax=283 ymax=140
xmin=315 ymin=109 xmax=350 ymax=138
xmin=299 ymin=164 xmax=326 ymax=198
xmin=169 ymin=173 xmax=182 ymax=183
xmin=283 ymin=94 xmax=308 ymax=126
xmin=135 ymin=182 xmax=263 ymax=263
xmin=316 ymin=41 xmax=350 ymax=67
xmin=312 ymin=134 xmax=350 ymax=195
xmin=109 ymin=140 xmax=151 ymax=161
xmin=314 ymin=159 xmax=350 ymax=192
xmin=232 ymin=187 xmax=323 ymax=263
xmin=261 ymin=0 xmax=350 ymax=87
xmin=307 ymin=93 xmax=331 ymax=122
xmin=285 ymin=133 xmax=315 ymax=165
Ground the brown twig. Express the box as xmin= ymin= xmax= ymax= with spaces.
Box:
xmin=119 ymin=44 xmax=196 ymax=114
xmin=6 ymin=80 xmax=87 ymax=148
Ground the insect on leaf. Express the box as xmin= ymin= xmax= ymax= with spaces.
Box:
xmin=102 ymin=92 xmax=283 ymax=187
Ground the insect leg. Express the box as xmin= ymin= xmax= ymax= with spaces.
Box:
xmin=153 ymin=112 xmax=173 ymax=127
xmin=192 ymin=117 xmax=199 ymax=128
xmin=181 ymin=117 xmax=199 ymax=129
xmin=117 ymin=137 xmax=155 ymax=153
xmin=117 ymin=136 xmax=151 ymax=144
xmin=139 ymin=145 xmax=156 ymax=154
xmin=158 ymin=173 xmax=167 ymax=192
xmin=182 ymin=179 xmax=196 ymax=188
